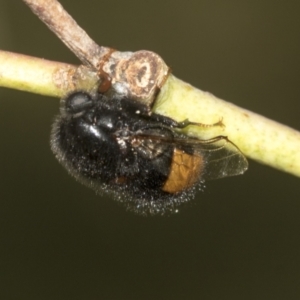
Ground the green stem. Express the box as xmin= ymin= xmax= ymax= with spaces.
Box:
xmin=156 ymin=75 xmax=300 ymax=177
xmin=0 ymin=50 xmax=98 ymax=97
xmin=1 ymin=50 xmax=300 ymax=178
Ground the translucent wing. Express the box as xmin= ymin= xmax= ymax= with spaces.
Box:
xmin=133 ymin=133 xmax=248 ymax=180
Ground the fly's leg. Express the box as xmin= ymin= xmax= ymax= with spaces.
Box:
xmin=175 ymin=118 xmax=225 ymax=129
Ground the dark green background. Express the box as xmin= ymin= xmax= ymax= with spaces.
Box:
xmin=1 ymin=1 xmax=300 ymax=299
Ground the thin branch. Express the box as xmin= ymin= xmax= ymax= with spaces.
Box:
xmin=22 ymin=0 xmax=110 ymax=69
xmin=0 ymin=50 xmax=99 ymax=97
xmin=1 ymin=49 xmax=299 ymax=178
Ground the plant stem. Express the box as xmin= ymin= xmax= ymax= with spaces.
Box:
xmin=156 ymin=76 xmax=300 ymax=177
xmin=0 ymin=50 xmax=99 ymax=97
xmin=1 ymin=49 xmax=299 ymax=177
xmin=22 ymin=0 xmax=110 ymax=69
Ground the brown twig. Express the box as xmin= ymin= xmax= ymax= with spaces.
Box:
xmin=22 ymin=0 xmax=169 ymax=106
xmin=22 ymin=0 xmax=110 ymax=69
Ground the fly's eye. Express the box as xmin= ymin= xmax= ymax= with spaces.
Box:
xmin=65 ymin=91 xmax=94 ymax=114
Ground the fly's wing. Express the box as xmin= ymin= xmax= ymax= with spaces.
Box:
xmin=134 ymin=134 xmax=248 ymax=181
xmin=193 ymin=136 xmax=248 ymax=180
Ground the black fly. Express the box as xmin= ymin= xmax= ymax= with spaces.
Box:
xmin=51 ymin=91 xmax=248 ymax=215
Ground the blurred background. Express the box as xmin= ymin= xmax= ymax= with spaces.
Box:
xmin=1 ymin=0 xmax=300 ymax=299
